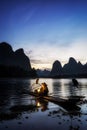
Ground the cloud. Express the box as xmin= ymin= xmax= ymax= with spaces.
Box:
xmin=67 ymin=39 xmax=87 ymax=63
xmin=30 ymin=59 xmax=42 ymax=64
xmin=25 ymin=38 xmax=87 ymax=69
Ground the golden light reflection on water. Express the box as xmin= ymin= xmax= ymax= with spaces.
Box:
xmin=36 ymin=99 xmax=48 ymax=112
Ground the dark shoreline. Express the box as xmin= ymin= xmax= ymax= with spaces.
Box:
xmin=0 ymin=76 xmax=87 ymax=80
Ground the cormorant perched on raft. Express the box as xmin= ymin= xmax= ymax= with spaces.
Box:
xmin=72 ymin=78 xmax=79 ymax=87
xmin=36 ymin=78 xmax=39 ymax=84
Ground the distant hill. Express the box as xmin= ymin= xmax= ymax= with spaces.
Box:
xmin=37 ymin=69 xmax=50 ymax=77
xmin=50 ymin=60 xmax=62 ymax=76
xmin=0 ymin=42 xmax=86 ymax=78
xmin=50 ymin=57 xmax=87 ymax=78
xmin=0 ymin=42 xmax=37 ymax=77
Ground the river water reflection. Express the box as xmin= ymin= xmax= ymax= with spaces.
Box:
xmin=0 ymin=78 xmax=87 ymax=130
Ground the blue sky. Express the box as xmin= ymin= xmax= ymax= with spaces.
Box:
xmin=0 ymin=0 xmax=87 ymax=69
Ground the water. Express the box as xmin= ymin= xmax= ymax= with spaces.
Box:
xmin=0 ymin=78 xmax=87 ymax=130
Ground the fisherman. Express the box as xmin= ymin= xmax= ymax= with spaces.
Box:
xmin=34 ymin=79 xmax=49 ymax=96
xmin=40 ymin=82 xmax=49 ymax=96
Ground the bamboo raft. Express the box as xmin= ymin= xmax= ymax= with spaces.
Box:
xmin=28 ymin=91 xmax=84 ymax=108
xmin=24 ymin=78 xmax=85 ymax=111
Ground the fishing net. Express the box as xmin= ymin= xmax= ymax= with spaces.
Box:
xmin=31 ymin=83 xmax=41 ymax=92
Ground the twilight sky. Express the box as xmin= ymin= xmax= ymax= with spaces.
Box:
xmin=0 ymin=0 xmax=87 ymax=69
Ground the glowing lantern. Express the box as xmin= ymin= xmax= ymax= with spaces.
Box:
xmin=37 ymin=88 xmax=40 ymax=93
xmin=36 ymin=102 xmax=41 ymax=107
xmin=34 ymin=82 xmax=49 ymax=96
